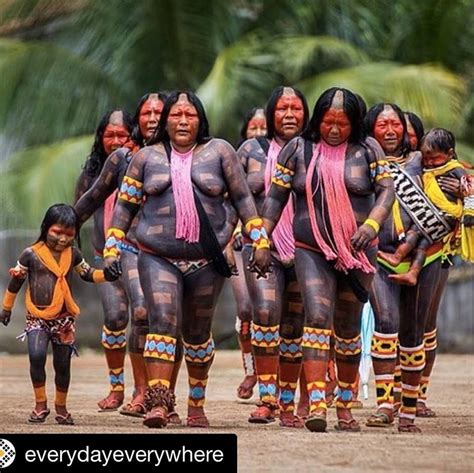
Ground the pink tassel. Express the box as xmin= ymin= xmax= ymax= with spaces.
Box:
xmin=171 ymin=146 xmax=200 ymax=243
xmin=306 ymin=141 xmax=374 ymax=274
xmin=265 ymin=139 xmax=295 ymax=261
xmin=103 ymin=190 xmax=118 ymax=235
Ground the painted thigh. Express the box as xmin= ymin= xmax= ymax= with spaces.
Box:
xmin=137 ymin=251 xmax=183 ymax=337
xmin=121 ymin=251 xmax=148 ymax=352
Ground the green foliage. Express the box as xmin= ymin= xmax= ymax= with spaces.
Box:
xmin=0 ymin=0 xmax=472 ymax=227
xmin=1 ymin=136 xmax=92 ymax=228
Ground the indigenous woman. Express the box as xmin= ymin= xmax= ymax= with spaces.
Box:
xmin=237 ymin=87 xmax=309 ymax=427
xmin=365 ymin=103 xmax=447 ymax=432
xmin=74 ymin=110 xmax=134 ymax=412
xmin=75 ymin=94 xmax=182 ymax=419
xmin=232 ymin=107 xmax=267 ymax=400
xmin=103 ymin=91 xmax=269 ymax=429
xmin=253 ymin=87 xmax=394 ymax=432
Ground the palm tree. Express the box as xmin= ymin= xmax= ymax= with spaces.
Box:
xmin=1 ymin=0 xmax=472 ymax=227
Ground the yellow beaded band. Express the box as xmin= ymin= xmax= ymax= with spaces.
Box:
xmin=364 ymin=218 xmax=380 ymax=234
xmin=103 ymin=228 xmax=125 ymax=258
xmin=244 ymin=217 xmax=270 ymax=250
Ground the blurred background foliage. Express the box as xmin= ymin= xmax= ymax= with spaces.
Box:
xmin=1 ymin=0 xmax=473 ymax=228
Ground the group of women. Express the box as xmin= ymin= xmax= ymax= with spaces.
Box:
xmin=73 ymin=85 xmax=471 ymax=434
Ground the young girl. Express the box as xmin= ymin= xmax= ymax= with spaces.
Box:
xmin=378 ymin=128 xmax=474 ymax=285
xmin=0 ymin=204 xmax=122 ymax=425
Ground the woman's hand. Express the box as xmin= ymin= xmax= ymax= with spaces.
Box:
xmin=248 ymin=247 xmax=272 ymax=279
xmin=351 ymin=224 xmax=377 ymax=252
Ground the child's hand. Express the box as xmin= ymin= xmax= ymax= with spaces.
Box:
xmin=0 ymin=309 xmax=11 ymax=326
xmin=103 ymin=261 xmax=123 ymax=281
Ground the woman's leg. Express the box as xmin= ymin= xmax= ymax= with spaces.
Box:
xmin=182 ymin=265 xmax=225 ymax=427
xmin=366 ymin=267 xmax=400 ymax=426
xmin=332 ymin=250 xmax=375 ymax=432
xmin=243 ymin=246 xmax=285 ymax=423
xmin=417 ymin=266 xmax=449 ymax=417
xmin=279 ymin=265 xmax=305 ymax=427
xmin=398 ymin=261 xmax=442 ymax=432
xmin=295 ymin=248 xmax=337 ymax=432
xmin=95 ymin=257 xmax=130 ymax=411
xmin=138 ymin=251 xmax=183 ymax=428
xmin=231 ymin=250 xmax=256 ymax=400
xmin=120 ymin=250 xmax=149 ymax=416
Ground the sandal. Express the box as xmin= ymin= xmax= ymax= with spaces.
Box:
xmin=143 ymin=406 xmax=168 ymax=429
xmin=97 ymin=392 xmax=124 ymax=412
xmin=119 ymin=392 xmax=147 ymax=418
xmin=335 ymin=418 xmax=361 ymax=432
xmin=416 ymin=402 xmax=436 ymax=418
xmin=28 ymin=408 xmax=50 ymax=423
xmin=55 ymin=413 xmax=75 ymax=425
xmin=305 ymin=412 xmax=327 ymax=432
xmin=366 ymin=411 xmax=393 ymax=428
xmin=279 ymin=413 xmax=304 ymax=428
xmin=398 ymin=422 xmax=422 ymax=433
xmin=351 ymin=399 xmax=364 ymax=409
xmin=167 ymin=410 xmax=182 ymax=425
xmin=248 ymin=404 xmax=277 ymax=424
xmin=186 ymin=415 xmax=209 ymax=428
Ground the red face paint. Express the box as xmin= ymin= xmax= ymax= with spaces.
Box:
xmin=373 ymin=109 xmax=404 ymax=154
xmin=406 ymin=120 xmax=418 ymax=151
xmin=319 ymin=108 xmax=352 ymax=146
xmin=139 ymin=97 xmax=164 ymax=142
xmin=102 ymin=125 xmax=131 ymax=155
xmin=46 ymin=224 xmax=76 ymax=252
xmin=420 ymin=147 xmax=452 ymax=169
xmin=246 ymin=117 xmax=267 ymax=139
xmin=274 ymin=95 xmax=305 ymax=141
xmin=167 ymin=98 xmax=200 ymax=152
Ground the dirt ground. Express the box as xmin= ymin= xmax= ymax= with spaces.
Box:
xmin=0 ymin=351 xmax=473 ymax=472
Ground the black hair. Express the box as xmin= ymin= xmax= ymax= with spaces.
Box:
xmin=420 ymin=128 xmax=457 ymax=158
xmin=131 ymin=92 xmax=168 ymax=146
xmin=404 ymin=111 xmax=425 ymax=150
xmin=302 ymin=87 xmax=363 ymax=144
xmin=84 ymin=109 xmax=134 ymax=177
xmin=364 ymin=103 xmax=410 ymax=156
xmin=37 ymin=204 xmax=81 ymax=247
xmin=151 ymin=90 xmax=211 ymax=145
xmin=355 ymin=93 xmax=367 ymax=120
xmin=265 ymin=86 xmax=309 ymax=139
xmin=239 ymin=107 xmax=266 ymax=141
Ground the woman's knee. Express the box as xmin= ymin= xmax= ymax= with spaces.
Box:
xmin=104 ymin=309 xmax=129 ymax=331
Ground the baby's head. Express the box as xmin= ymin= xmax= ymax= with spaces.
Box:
xmin=38 ymin=204 xmax=80 ymax=251
xmin=420 ymin=128 xmax=456 ymax=169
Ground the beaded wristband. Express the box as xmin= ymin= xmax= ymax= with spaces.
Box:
xmin=364 ymin=218 xmax=380 ymax=234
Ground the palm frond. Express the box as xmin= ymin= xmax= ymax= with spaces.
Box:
xmin=273 ymin=35 xmax=369 ymax=82
xmin=1 ymin=135 xmax=92 ymax=228
xmin=0 ymin=38 xmax=126 ymax=152
xmin=299 ymin=62 xmax=466 ymax=130
xmin=197 ymin=34 xmax=276 ymax=142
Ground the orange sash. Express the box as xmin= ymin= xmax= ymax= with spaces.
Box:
xmin=26 ymin=242 xmax=80 ymax=319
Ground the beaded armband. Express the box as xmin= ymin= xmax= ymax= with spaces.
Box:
xmin=118 ymin=176 xmax=143 ymax=205
xmin=272 ymin=163 xmax=295 ymax=189
xmin=244 ymin=217 xmax=270 ymax=250
xmin=103 ymin=228 xmax=125 ymax=258
xmin=364 ymin=218 xmax=380 ymax=234
xmin=370 ymin=159 xmax=391 ymax=182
